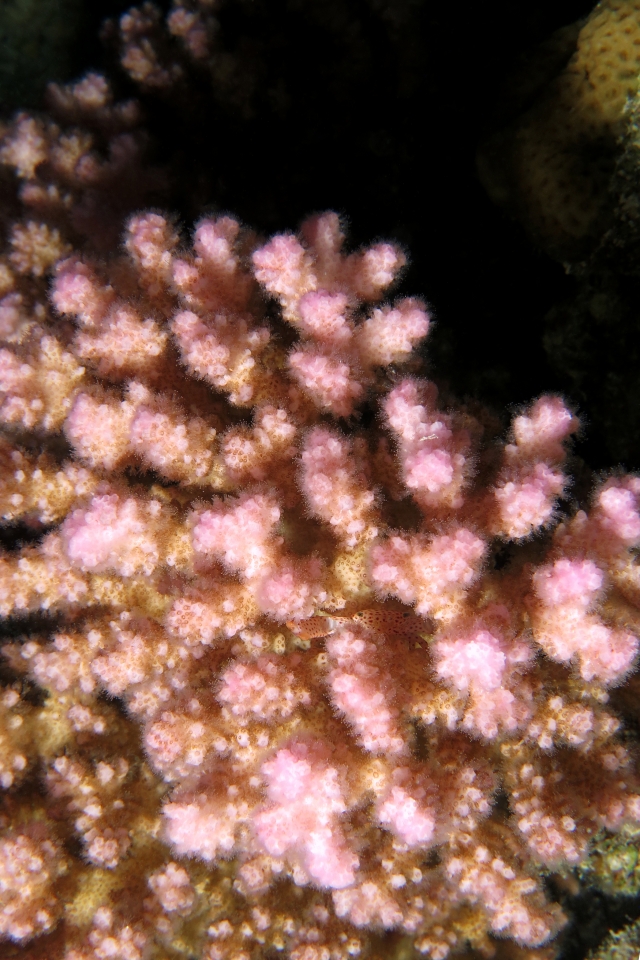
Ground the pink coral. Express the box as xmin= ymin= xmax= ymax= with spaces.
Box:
xmin=0 ymin=828 xmax=65 ymax=941
xmin=217 ymin=655 xmax=311 ymax=722
xmin=370 ymin=527 xmax=487 ymax=620
xmin=148 ymin=861 xmax=196 ymax=915
xmin=300 ymin=426 xmax=378 ymax=547
xmin=0 ymin=68 xmax=639 ymax=959
xmin=254 ymin=740 xmax=359 ymax=889
xmin=326 ymin=623 xmax=405 ymax=755
xmin=432 ymin=615 xmax=533 ymax=739
xmin=377 ymin=768 xmax=439 ymax=847
xmin=61 ymin=492 xmax=162 ymax=576
xmin=490 ymin=397 xmax=579 ymax=539
xmin=163 ymin=789 xmax=252 ymax=862
xmin=383 ymin=379 xmax=471 ymax=511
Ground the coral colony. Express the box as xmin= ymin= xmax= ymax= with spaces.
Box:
xmin=0 ymin=66 xmax=640 ymax=960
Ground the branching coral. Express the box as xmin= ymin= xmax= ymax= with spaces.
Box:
xmin=0 ymin=16 xmax=640 ymax=960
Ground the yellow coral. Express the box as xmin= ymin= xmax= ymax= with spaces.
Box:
xmin=478 ymin=0 xmax=640 ymax=259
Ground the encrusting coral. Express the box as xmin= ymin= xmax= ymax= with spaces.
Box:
xmin=478 ymin=0 xmax=640 ymax=260
xmin=1 ymin=7 xmax=640 ymax=960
